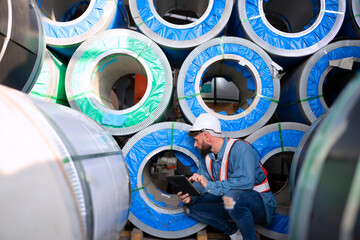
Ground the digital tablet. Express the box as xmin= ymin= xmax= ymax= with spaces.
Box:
xmin=166 ymin=175 xmax=201 ymax=196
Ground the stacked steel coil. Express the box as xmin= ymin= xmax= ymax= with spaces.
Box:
xmin=1 ymin=0 xmax=360 ymax=239
xmin=0 ymin=85 xmax=130 ymax=239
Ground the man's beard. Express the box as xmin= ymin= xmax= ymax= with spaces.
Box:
xmin=199 ymin=142 xmax=212 ymax=157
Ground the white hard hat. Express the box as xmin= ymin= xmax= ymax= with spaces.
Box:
xmin=189 ymin=113 xmax=223 ymax=137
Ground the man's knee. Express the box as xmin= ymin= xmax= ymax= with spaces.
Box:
xmin=222 ymin=196 xmax=236 ymax=210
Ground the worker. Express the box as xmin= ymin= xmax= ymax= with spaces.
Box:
xmin=178 ymin=113 xmax=277 ymax=240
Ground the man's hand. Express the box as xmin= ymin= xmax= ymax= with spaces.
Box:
xmin=189 ymin=173 xmax=208 ymax=189
xmin=178 ymin=192 xmax=191 ymax=204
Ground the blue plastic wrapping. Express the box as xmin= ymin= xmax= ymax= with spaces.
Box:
xmin=228 ymin=0 xmax=345 ymax=64
xmin=243 ymin=0 xmax=340 ymax=50
xmin=125 ymin=125 xmax=202 ymax=232
xmin=132 ymin=0 xmax=232 ymax=67
xmin=135 ymin=0 xmax=225 ymax=41
xmin=277 ymin=45 xmax=360 ymax=124
xmin=43 ymin=0 xmax=129 ymax=59
xmin=247 ymin=123 xmax=307 ymax=235
xmin=181 ymin=40 xmax=276 ymax=134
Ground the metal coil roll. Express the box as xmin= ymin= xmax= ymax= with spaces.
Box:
xmin=0 ymin=0 xmax=45 ymax=93
xmin=289 ymin=113 xmax=327 ymax=198
xmin=29 ymin=49 xmax=68 ymax=106
xmin=65 ymin=29 xmax=173 ymax=136
xmin=289 ymin=73 xmax=360 ymax=240
xmin=245 ymin=122 xmax=309 ymax=240
xmin=229 ymin=0 xmax=345 ymax=65
xmin=123 ymin=122 xmax=206 ymax=239
xmin=129 ymin=0 xmax=234 ymax=67
xmin=338 ymin=0 xmax=360 ymax=38
xmin=38 ymin=0 xmax=129 ymax=59
xmin=177 ymin=36 xmax=281 ymax=138
xmin=0 ymin=85 xmax=130 ymax=240
xmin=276 ymin=40 xmax=360 ymax=124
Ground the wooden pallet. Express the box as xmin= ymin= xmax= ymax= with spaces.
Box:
xmin=120 ymin=227 xmax=262 ymax=240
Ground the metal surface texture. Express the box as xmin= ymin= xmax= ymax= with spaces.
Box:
xmin=0 ymin=85 xmax=130 ymax=240
xmin=177 ymin=36 xmax=280 ymax=138
xmin=66 ymin=29 xmax=173 ymax=136
xmin=0 ymin=0 xmax=45 ymax=93
xmin=289 ymin=72 xmax=360 ymax=240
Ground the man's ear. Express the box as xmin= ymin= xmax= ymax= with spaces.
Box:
xmin=203 ymin=132 xmax=212 ymax=143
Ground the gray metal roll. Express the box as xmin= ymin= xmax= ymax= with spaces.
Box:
xmin=276 ymin=40 xmax=360 ymax=124
xmin=38 ymin=0 xmax=129 ymax=59
xmin=123 ymin=122 xmax=206 ymax=239
xmin=245 ymin=122 xmax=309 ymax=239
xmin=231 ymin=0 xmax=345 ymax=60
xmin=289 ymin=72 xmax=360 ymax=239
xmin=0 ymin=0 xmax=45 ymax=93
xmin=289 ymin=113 xmax=327 ymax=198
xmin=29 ymin=49 xmax=68 ymax=106
xmin=129 ymin=0 xmax=234 ymax=67
xmin=65 ymin=29 xmax=173 ymax=136
xmin=338 ymin=0 xmax=360 ymax=38
xmin=0 ymin=85 xmax=130 ymax=240
xmin=177 ymin=36 xmax=281 ymax=138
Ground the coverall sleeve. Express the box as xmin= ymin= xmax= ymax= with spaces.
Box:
xmin=204 ymin=142 xmax=258 ymax=196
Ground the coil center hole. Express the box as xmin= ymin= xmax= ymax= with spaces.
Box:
xmin=154 ymin=0 xmax=209 ymax=25
xmin=200 ymin=59 xmax=256 ymax=116
xmin=37 ymin=0 xmax=90 ymax=22
xmin=263 ymin=0 xmax=319 ymax=33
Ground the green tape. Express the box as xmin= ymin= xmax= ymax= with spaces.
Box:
xmin=30 ymin=91 xmax=67 ymax=102
xmin=68 ymin=90 xmax=111 ymax=104
xmin=240 ymin=14 xmax=264 ymax=23
xmin=137 ymin=13 xmax=158 ymax=27
xmin=278 ymin=95 xmax=323 ymax=109
xmin=170 ymin=122 xmax=175 ymax=150
xmin=278 ymin=123 xmax=284 ymax=152
xmin=132 ymin=187 xmax=144 ymax=192
xmin=139 ymin=102 xmax=156 ymax=121
xmin=178 ymin=93 xmax=201 ymax=100
xmin=69 ymin=33 xmax=169 ymax=130
xmin=257 ymin=94 xmax=279 ymax=103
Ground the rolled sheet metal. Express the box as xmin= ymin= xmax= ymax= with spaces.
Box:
xmin=129 ymin=0 xmax=234 ymax=67
xmin=0 ymin=85 xmax=130 ymax=240
xmin=38 ymin=0 xmax=129 ymax=59
xmin=177 ymin=36 xmax=281 ymax=138
xmin=245 ymin=122 xmax=309 ymax=240
xmin=123 ymin=122 xmax=206 ymax=239
xmin=289 ymin=73 xmax=360 ymax=239
xmin=29 ymin=49 xmax=69 ymax=106
xmin=289 ymin=113 xmax=327 ymax=198
xmin=65 ymin=29 xmax=173 ymax=136
xmin=228 ymin=0 xmax=345 ymax=64
xmin=276 ymin=40 xmax=360 ymax=124
xmin=338 ymin=0 xmax=360 ymax=38
xmin=0 ymin=0 xmax=45 ymax=92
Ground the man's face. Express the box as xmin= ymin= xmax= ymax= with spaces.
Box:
xmin=193 ymin=132 xmax=212 ymax=157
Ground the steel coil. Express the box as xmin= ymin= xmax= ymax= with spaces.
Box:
xmin=245 ymin=122 xmax=309 ymax=239
xmin=338 ymin=0 xmax=360 ymax=38
xmin=0 ymin=85 xmax=130 ymax=240
xmin=123 ymin=122 xmax=206 ymax=239
xmin=229 ymin=0 xmax=345 ymax=65
xmin=177 ymin=36 xmax=281 ymax=138
xmin=29 ymin=50 xmax=68 ymax=106
xmin=276 ymin=40 xmax=360 ymax=124
xmin=0 ymin=0 xmax=45 ymax=93
xmin=289 ymin=113 xmax=327 ymax=198
xmin=289 ymin=72 xmax=360 ymax=240
xmin=129 ymin=0 xmax=234 ymax=67
xmin=65 ymin=29 xmax=173 ymax=136
xmin=38 ymin=0 xmax=129 ymax=59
